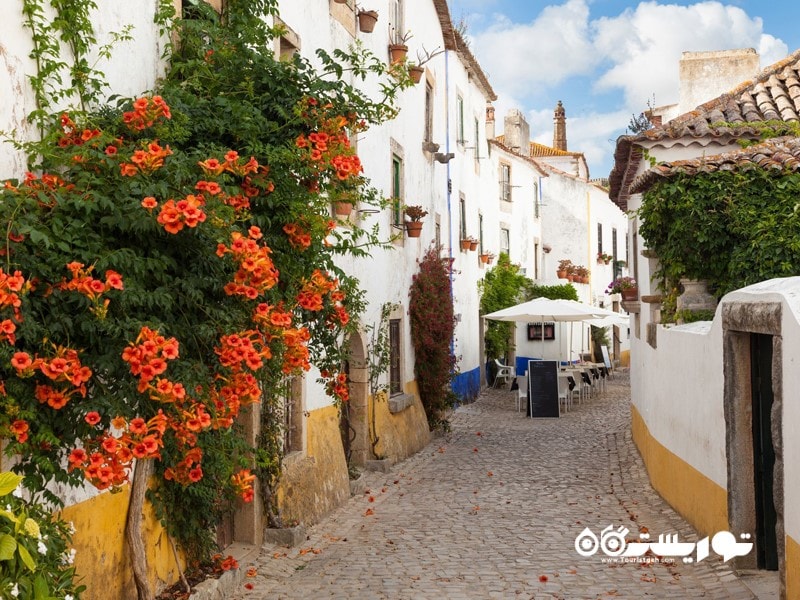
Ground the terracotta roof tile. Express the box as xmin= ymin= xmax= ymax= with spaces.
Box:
xmin=630 ymin=136 xmax=800 ymax=194
xmin=610 ymin=48 xmax=800 ymax=207
xmin=529 ymin=141 xmax=584 ymax=159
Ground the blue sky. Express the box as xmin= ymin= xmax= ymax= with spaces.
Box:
xmin=448 ymin=0 xmax=800 ymax=179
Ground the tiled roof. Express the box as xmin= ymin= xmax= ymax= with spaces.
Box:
xmin=433 ymin=0 xmax=458 ymax=50
xmin=488 ymin=139 xmax=549 ymax=176
xmin=630 ymin=136 xmax=800 ymax=194
xmin=529 ymin=141 xmax=584 ymax=159
xmin=609 ymin=47 xmax=800 ymax=208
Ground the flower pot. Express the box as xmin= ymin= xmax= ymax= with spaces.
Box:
xmin=357 ymin=10 xmax=378 ymax=33
xmin=469 ymin=240 xmax=479 ymax=251
xmin=405 ymin=221 xmax=423 ymax=238
xmin=621 ymin=287 xmax=639 ymax=301
xmin=408 ymin=65 xmax=424 ymax=84
xmin=389 ymin=43 xmax=408 ymax=64
xmin=556 ymin=270 xmax=567 ymax=279
xmin=479 ymin=253 xmax=490 ymax=264
xmin=460 ymin=238 xmax=471 ymax=251
xmin=334 ymin=201 xmax=353 ymax=216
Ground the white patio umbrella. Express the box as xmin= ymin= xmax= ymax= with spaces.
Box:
xmin=484 ymin=298 xmax=608 ymax=364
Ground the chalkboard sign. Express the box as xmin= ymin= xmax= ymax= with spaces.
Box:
xmin=601 ymin=345 xmax=612 ymax=371
xmin=527 ymin=360 xmax=560 ymax=418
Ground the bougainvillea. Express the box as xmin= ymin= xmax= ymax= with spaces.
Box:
xmin=408 ymin=245 xmax=458 ymax=429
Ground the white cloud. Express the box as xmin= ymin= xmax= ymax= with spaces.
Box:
xmin=467 ymin=0 xmax=598 ymax=97
xmin=462 ymin=0 xmax=792 ymax=176
xmin=592 ymin=1 xmax=788 ymax=110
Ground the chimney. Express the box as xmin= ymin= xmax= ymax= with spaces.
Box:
xmin=553 ymin=100 xmax=567 ymax=151
xmin=485 ymin=103 xmax=496 ymax=140
xmin=503 ymin=109 xmax=530 ymax=153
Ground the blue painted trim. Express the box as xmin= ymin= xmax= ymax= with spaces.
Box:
xmin=452 ymin=366 xmax=480 ymax=402
xmin=515 ymin=356 xmax=541 ymax=376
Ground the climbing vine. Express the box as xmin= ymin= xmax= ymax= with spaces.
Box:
xmin=409 ymin=245 xmax=457 ymax=429
xmin=638 ymin=168 xmax=800 ymax=298
xmin=3 ymin=0 xmax=408 ymax=597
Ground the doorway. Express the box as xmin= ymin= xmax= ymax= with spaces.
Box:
xmin=750 ymin=334 xmax=778 ymax=570
xmin=722 ymin=301 xmax=784 ymax=587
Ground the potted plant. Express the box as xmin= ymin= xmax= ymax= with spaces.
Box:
xmin=607 ymin=276 xmax=638 ymax=300
xmin=597 ymin=251 xmax=612 ymax=265
xmin=403 ymin=204 xmax=427 ymax=237
xmin=407 ymin=46 xmax=444 ymax=84
xmin=479 ymin=251 xmax=495 ymax=264
xmin=557 ymin=259 xmax=572 ymax=279
xmin=460 ymin=237 xmax=472 ymax=251
xmin=469 ymin=237 xmax=479 ymax=251
xmin=333 ymin=194 xmax=356 ymax=216
xmin=575 ymin=265 xmax=589 ymax=283
xmin=388 ymin=30 xmax=412 ymax=64
xmin=357 ymin=9 xmax=378 ymax=33
xmin=614 ymin=259 xmax=627 ymax=269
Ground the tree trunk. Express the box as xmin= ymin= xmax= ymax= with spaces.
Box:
xmin=126 ymin=459 xmax=154 ymax=600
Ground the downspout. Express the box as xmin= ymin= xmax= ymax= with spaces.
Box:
xmin=444 ymin=48 xmax=457 ymax=396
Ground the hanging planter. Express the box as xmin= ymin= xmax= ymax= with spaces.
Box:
xmin=357 ymin=10 xmax=378 ymax=33
xmin=408 ymin=65 xmax=424 ymax=84
xmin=389 ymin=43 xmax=408 ymax=64
xmin=405 ymin=221 xmax=423 ymax=238
xmin=621 ymin=287 xmax=639 ymax=301
xmin=459 ymin=238 xmax=472 ymax=251
xmin=469 ymin=239 xmax=479 ymax=251
xmin=479 ymin=253 xmax=490 ymax=264
xmin=333 ymin=201 xmax=354 ymax=216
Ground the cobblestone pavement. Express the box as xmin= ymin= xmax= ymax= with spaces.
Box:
xmin=229 ymin=371 xmax=775 ymax=600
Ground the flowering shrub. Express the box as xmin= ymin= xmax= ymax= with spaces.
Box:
xmin=607 ymin=276 xmax=637 ymax=293
xmin=1 ymin=0 xmax=406 ymax=585
xmin=0 ymin=472 xmax=85 ymax=599
xmin=409 ymin=245 xmax=458 ymax=428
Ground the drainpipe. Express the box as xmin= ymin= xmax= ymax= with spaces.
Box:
xmin=444 ymin=48 xmax=457 ymax=397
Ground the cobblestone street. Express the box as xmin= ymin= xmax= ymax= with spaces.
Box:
xmin=229 ymin=371 xmax=777 ymax=600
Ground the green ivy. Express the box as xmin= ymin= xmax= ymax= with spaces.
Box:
xmin=638 ymin=169 xmax=800 ymax=297
xmin=478 ymin=253 xmax=530 ymax=361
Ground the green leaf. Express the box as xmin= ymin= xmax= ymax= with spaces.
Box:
xmin=0 ymin=472 xmax=23 ymax=496
xmin=18 ymin=542 xmax=37 ymax=571
xmin=0 ymin=533 xmax=17 ymax=560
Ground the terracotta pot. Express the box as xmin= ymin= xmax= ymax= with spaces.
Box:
xmin=405 ymin=221 xmax=423 ymax=238
xmin=479 ymin=254 xmax=490 ymax=264
xmin=408 ymin=65 xmax=424 ymax=84
xmin=469 ymin=240 xmax=479 ymax=251
xmin=389 ymin=43 xmax=408 ymax=64
xmin=333 ymin=201 xmax=353 ymax=216
xmin=357 ymin=10 xmax=378 ymax=33
xmin=460 ymin=238 xmax=471 ymax=251
xmin=556 ymin=270 xmax=567 ymax=279
xmin=621 ymin=287 xmax=639 ymax=301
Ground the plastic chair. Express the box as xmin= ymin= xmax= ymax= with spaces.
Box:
xmin=493 ymin=358 xmax=515 ymax=388
xmin=557 ymin=374 xmax=571 ymax=413
xmin=516 ymin=374 xmax=528 ymax=412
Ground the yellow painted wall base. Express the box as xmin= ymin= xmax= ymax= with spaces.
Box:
xmin=372 ymin=382 xmax=431 ymax=463
xmin=620 ymin=349 xmax=630 ymax=368
xmin=631 ymin=405 xmax=728 ymax=537
xmin=277 ymin=404 xmax=351 ymax=526
xmin=787 ymin=534 xmax=799 ymax=600
xmin=60 ymin=485 xmax=181 ymax=600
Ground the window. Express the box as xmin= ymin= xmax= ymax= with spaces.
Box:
xmin=389 ymin=319 xmax=401 ymax=395
xmin=281 ymin=377 xmax=303 ymax=455
xmin=479 ymin=213 xmax=484 ymax=253
xmin=612 ymin=228 xmax=620 ymax=277
xmin=388 ymin=0 xmax=404 ymax=43
xmin=424 ymin=83 xmax=434 ymax=143
xmin=474 ymin=117 xmax=480 ymax=158
xmin=500 ymin=163 xmax=511 ymax=201
xmin=534 ymin=243 xmax=539 ymax=279
xmin=391 ymin=154 xmax=403 ymax=225
xmin=598 ymin=223 xmax=603 ymax=255
xmin=500 ymin=227 xmax=510 ymax=257
xmin=456 ymin=95 xmax=465 ymax=144
xmin=533 ymin=180 xmax=539 ymax=219
xmin=459 ymin=196 xmax=467 ymax=241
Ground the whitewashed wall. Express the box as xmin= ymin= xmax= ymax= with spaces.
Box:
xmin=1 ymin=0 xmax=165 ymax=179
